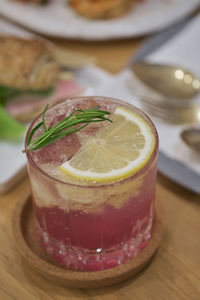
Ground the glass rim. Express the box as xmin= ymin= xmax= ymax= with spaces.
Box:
xmin=25 ymin=96 xmax=159 ymax=189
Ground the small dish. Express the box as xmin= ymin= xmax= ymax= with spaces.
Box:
xmin=12 ymin=195 xmax=163 ymax=288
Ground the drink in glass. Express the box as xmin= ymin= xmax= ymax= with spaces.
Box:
xmin=25 ymin=96 xmax=158 ymax=271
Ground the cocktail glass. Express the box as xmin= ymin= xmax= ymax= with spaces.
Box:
xmin=25 ymin=96 xmax=158 ymax=271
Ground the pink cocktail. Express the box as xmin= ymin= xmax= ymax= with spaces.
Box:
xmin=26 ymin=97 xmax=158 ymax=271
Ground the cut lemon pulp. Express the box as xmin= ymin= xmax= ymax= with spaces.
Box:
xmin=60 ymin=106 xmax=156 ymax=183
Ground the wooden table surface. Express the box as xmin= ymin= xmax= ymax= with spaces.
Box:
xmin=0 ymin=36 xmax=200 ymax=300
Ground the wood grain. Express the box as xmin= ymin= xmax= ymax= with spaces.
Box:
xmin=0 ymin=36 xmax=200 ymax=299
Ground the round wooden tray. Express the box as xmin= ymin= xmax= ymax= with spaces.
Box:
xmin=13 ymin=196 xmax=163 ymax=289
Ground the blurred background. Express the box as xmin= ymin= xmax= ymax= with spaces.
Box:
xmin=0 ymin=1 xmax=200 ymax=299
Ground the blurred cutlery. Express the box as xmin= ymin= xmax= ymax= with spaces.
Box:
xmin=130 ymin=61 xmax=200 ymax=105
xmin=140 ymin=97 xmax=200 ymax=124
xmin=181 ymin=127 xmax=200 ymax=152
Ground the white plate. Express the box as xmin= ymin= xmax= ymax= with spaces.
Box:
xmin=0 ymin=0 xmax=199 ymax=40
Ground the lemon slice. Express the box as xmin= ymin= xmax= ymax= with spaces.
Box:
xmin=60 ymin=107 xmax=155 ymax=183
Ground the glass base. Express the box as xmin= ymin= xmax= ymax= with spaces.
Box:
xmin=36 ymin=215 xmax=153 ymax=271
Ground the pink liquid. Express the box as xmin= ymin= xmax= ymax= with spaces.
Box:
xmin=26 ymin=97 xmax=158 ymax=271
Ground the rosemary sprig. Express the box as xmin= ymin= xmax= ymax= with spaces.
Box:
xmin=23 ymin=105 xmax=112 ymax=152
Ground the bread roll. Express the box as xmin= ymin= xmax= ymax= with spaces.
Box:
xmin=0 ymin=36 xmax=59 ymax=90
xmin=69 ymin=0 xmax=134 ymax=19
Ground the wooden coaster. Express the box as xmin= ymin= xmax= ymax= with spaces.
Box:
xmin=13 ymin=196 xmax=163 ymax=289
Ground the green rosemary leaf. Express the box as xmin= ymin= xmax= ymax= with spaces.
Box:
xmin=23 ymin=106 xmax=112 ymax=153
xmin=42 ymin=104 xmax=48 ymax=133
xmin=28 ymin=124 xmax=89 ymax=151
xmin=26 ymin=121 xmax=43 ymax=146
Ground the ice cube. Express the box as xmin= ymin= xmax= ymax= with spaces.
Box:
xmin=74 ymin=98 xmax=98 ymax=110
xmin=31 ymin=133 xmax=80 ymax=165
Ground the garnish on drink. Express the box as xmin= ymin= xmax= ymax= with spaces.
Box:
xmin=60 ymin=106 xmax=155 ymax=183
xmin=23 ymin=105 xmax=112 ymax=153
